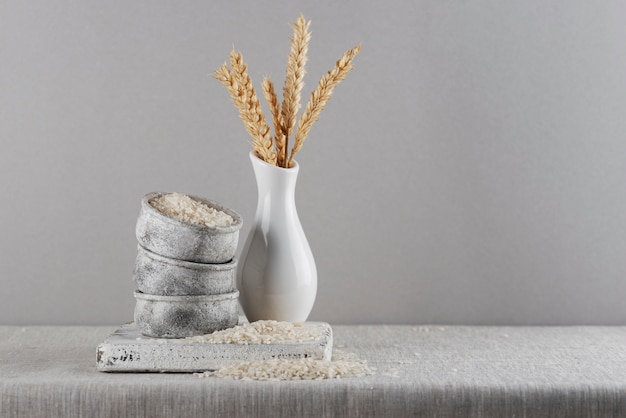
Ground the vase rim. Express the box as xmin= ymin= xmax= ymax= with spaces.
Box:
xmin=249 ymin=151 xmax=299 ymax=171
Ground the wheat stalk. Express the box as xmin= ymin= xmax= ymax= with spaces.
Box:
xmin=229 ymin=51 xmax=277 ymax=165
xmin=280 ymin=14 xmax=311 ymax=167
xmin=215 ymin=51 xmax=276 ymax=165
xmin=288 ymin=45 xmax=361 ymax=167
xmin=214 ymin=64 xmax=270 ymax=161
xmin=262 ymin=77 xmax=286 ymax=167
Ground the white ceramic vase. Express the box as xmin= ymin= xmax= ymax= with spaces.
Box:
xmin=238 ymin=151 xmax=317 ymax=322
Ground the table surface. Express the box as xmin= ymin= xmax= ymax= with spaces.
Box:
xmin=1 ymin=325 xmax=626 ymax=417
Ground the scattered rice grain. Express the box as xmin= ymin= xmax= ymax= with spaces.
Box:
xmin=196 ymin=358 xmax=372 ymax=381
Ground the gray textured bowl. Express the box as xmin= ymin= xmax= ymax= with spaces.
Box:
xmin=134 ymin=245 xmax=237 ymax=296
xmin=136 ymin=192 xmax=243 ymax=264
xmin=134 ymin=291 xmax=239 ymax=338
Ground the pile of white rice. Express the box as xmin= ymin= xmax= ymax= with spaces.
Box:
xmin=196 ymin=358 xmax=373 ymax=381
xmin=150 ymin=192 xmax=234 ymax=227
xmin=190 ymin=320 xmax=372 ymax=380
xmin=185 ymin=320 xmax=322 ymax=345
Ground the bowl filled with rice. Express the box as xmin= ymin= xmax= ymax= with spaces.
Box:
xmin=135 ymin=192 xmax=242 ymax=264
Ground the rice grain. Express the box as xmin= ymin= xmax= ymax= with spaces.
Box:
xmin=150 ymin=193 xmax=234 ymax=227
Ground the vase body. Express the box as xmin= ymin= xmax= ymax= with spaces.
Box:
xmin=238 ymin=152 xmax=317 ymax=322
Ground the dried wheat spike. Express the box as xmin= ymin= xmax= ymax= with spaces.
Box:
xmin=228 ymin=51 xmax=277 ymax=165
xmin=262 ymin=77 xmax=286 ymax=167
xmin=214 ymin=64 xmax=271 ymax=161
xmin=288 ymin=45 xmax=361 ymax=167
xmin=280 ymin=14 xmax=311 ymax=167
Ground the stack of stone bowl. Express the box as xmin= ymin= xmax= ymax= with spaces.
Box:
xmin=132 ymin=192 xmax=243 ymax=338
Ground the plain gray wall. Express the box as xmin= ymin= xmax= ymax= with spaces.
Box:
xmin=1 ymin=1 xmax=625 ymax=325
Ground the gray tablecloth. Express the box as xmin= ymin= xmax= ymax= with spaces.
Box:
xmin=1 ymin=325 xmax=625 ymax=417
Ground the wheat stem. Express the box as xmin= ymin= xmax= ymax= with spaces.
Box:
xmin=262 ymin=77 xmax=286 ymax=167
xmin=280 ymin=14 xmax=311 ymax=167
xmin=214 ymin=64 xmax=270 ymax=160
xmin=288 ymin=45 xmax=361 ymax=167
xmin=228 ymin=50 xmax=277 ymax=165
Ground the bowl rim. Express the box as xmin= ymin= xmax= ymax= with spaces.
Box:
xmin=134 ymin=290 xmax=239 ymax=302
xmin=136 ymin=245 xmax=237 ymax=270
xmin=141 ymin=192 xmax=243 ymax=234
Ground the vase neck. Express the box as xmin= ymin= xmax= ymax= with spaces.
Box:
xmin=250 ymin=152 xmax=299 ymax=205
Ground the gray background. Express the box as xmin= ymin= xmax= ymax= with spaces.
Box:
xmin=1 ymin=1 xmax=625 ymax=326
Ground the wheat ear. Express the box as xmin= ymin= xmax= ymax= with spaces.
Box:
xmin=262 ymin=77 xmax=286 ymax=167
xmin=214 ymin=64 xmax=270 ymax=161
xmin=280 ymin=14 xmax=311 ymax=167
xmin=288 ymin=45 xmax=361 ymax=167
xmin=228 ymin=51 xmax=277 ymax=165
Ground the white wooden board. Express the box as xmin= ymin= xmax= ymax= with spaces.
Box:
xmin=97 ymin=322 xmax=333 ymax=372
